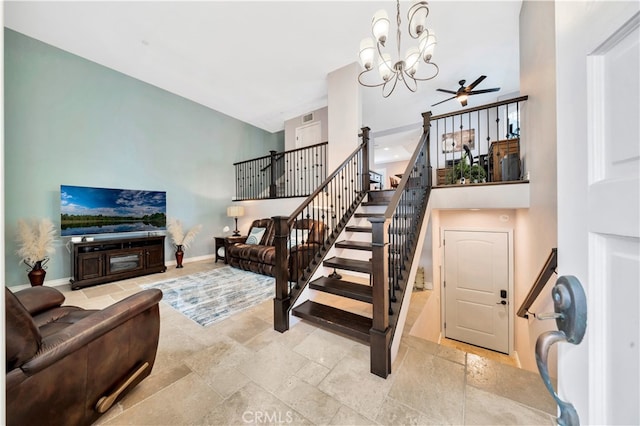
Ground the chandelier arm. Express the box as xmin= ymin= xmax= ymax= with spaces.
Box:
xmin=407 ymin=2 xmax=430 ymax=39
xmin=357 ymin=69 xmax=389 ymax=89
xmin=382 ymin=74 xmax=400 ymax=98
xmin=410 ymin=62 xmax=440 ymax=82
xmin=400 ymin=72 xmax=419 ymax=93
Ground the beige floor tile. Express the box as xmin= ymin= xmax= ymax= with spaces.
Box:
xmin=328 ymin=404 xmax=380 ymax=425
xmin=466 ymin=353 xmax=556 ymax=415
xmin=198 ymin=382 xmax=312 ymax=425
xmin=217 ymin=313 xmax=271 ymax=344
xmin=464 ymin=386 xmax=555 ymax=425
xmin=318 ymin=355 xmax=394 ymax=422
xmin=376 ymin=397 xmax=441 ymax=425
xmin=102 ymin=372 xmax=223 ymax=425
xmin=389 ymin=348 xmax=465 ymax=424
xmin=293 ymin=327 xmax=363 ymax=369
xmin=274 ymin=376 xmax=342 ymax=425
xmin=238 ymin=341 xmax=309 ymax=393
xmin=295 ymin=360 xmax=331 ymax=387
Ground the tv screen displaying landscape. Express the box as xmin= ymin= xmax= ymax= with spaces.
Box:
xmin=60 ymin=185 xmax=167 ymax=236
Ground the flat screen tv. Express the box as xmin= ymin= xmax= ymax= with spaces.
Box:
xmin=60 ymin=185 xmax=167 ymax=237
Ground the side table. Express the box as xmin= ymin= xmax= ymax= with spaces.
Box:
xmin=214 ymin=236 xmax=226 ymax=263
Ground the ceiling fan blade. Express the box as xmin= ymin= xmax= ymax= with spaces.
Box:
xmin=431 ymin=96 xmax=457 ymax=107
xmin=466 ymin=75 xmax=487 ymax=91
xmin=468 ymin=88 xmax=501 ymax=95
xmin=436 ymin=89 xmax=458 ymax=94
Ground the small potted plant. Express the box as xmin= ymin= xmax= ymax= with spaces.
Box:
xmin=16 ymin=218 xmax=56 ymax=286
xmin=167 ymin=218 xmax=202 ymax=268
xmin=445 ymin=153 xmax=487 ymax=184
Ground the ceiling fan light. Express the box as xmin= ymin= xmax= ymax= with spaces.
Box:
xmin=359 ymin=38 xmax=375 ymax=70
xmin=458 ymin=94 xmax=468 ymax=103
xmin=405 ymin=47 xmax=421 ymax=76
xmin=408 ymin=2 xmax=428 ymax=37
xmin=378 ymin=53 xmax=393 ymax=81
xmin=419 ymin=31 xmax=437 ymax=61
xmin=372 ymin=9 xmax=390 ymax=45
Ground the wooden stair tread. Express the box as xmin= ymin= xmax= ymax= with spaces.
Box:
xmin=335 ymin=240 xmax=372 ymax=251
xmin=292 ymin=300 xmax=371 ymax=343
xmin=362 ymin=200 xmax=390 ymax=206
xmin=346 ymin=225 xmax=372 ymax=233
xmin=354 ymin=212 xmax=385 ymax=218
xmin=309 ymin=276 xmax=372 ymax=303
xmin=324 ymin=256 xmax=371 ymax=274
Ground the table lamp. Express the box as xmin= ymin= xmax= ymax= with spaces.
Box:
xmin=227 ymin=206 xmax=245 ymax=236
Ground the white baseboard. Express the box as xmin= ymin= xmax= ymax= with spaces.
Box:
xmin=513 ymin=350 xmax=522 ymax=368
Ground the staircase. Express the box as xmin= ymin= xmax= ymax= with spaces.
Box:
xmin=273 ymin=114 xmax=433 ymax=379
xmin=292 ymin=190 xmax=395 ymax=343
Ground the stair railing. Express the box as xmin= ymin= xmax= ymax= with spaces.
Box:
xmin=517 ymin=248 xmax=558 ymax=318
xmin=370 ymin=112 xmax=433 ymax=378
xmin=233 ymin=142 xmax=328 ymax=200
xmin=274 ymin=128 xmax=371 ymax=332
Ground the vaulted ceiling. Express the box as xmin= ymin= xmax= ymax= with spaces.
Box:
xmin=4 ymin=1 xmax=522 ymax=159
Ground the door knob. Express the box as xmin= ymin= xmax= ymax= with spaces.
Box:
xmin=496 ymin=300 xmax=507 ymax=305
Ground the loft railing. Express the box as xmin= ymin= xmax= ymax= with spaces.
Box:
xmin=430 ymin=96 xmax=528 ymax=186
xmin=273 ymin=129 xmax=370 ymax=332
xmin=517 ymin=248 xmax=558 ymax=319
xmin=369 ymin=112 xmax=432 ymax=377
xmin=233 ymin=142 xmax=328 ymax=200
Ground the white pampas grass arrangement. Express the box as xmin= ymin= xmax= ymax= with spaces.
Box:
xmin=16 ymin=218 xmax=56 ymax=269
xmin=167 ymin=217 xmax=202 ymax=250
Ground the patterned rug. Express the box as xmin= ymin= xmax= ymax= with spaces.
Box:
xmin=143 ymin=266 xmax=275 ymax=327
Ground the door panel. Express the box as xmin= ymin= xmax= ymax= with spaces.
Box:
xmin=444 ymin=230 xmax=509 ymax=353
xmin=556 ymin=3 xmax=639 ymax=424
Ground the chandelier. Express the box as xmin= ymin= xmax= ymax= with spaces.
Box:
xmin=358 ymin=1 xmax=439 ymax=98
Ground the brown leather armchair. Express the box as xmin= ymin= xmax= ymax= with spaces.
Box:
xmin=5 ymin=285 xmax=162 ymax=426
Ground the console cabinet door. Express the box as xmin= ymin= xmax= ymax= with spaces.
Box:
xmin=77 ymin=252 xmax=104 ymax=281
xmin=106 ymin=249 xmax=144 ymax=275
xmin=145 ymin=245 xmax=165 ymax=269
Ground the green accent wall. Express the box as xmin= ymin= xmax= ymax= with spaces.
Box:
xmin=4 ymin=28 xmax=283 ymax=287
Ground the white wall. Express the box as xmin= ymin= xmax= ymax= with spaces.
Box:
xmin=514 ymin=0 xmax=558 ymax=376
xmin=327 ymin=62 xmax=362 ymax=171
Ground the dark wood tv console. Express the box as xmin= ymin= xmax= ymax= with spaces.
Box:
xmin=70 ymin=236 xmax=166 ymax=290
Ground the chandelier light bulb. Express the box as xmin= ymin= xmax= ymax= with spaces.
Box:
xmin=419 ymin=31 xmax=437 ymax=62
xmin=378 ymin=53 xmax=393 ymax=81
xmin=408 ymin=2 xmax=428 ymax=37
xmin=359 ymin=38 xmax=375 ymax=70
xmin=372 ymin=9 xmax=390 ymax=45
xmin=405 ymin=47 xmax=421 ymax=76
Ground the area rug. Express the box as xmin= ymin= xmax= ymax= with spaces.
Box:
xmin=143 ymin=266 xmax=274 ymax=327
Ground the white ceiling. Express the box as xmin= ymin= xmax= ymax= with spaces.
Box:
xmin=4 ymin=0 xmax=522 ymax=156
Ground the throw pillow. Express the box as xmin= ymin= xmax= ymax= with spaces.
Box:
xmin=246 ymin=227 xmax=266 ymax=245
xmin=288 ymin=228 xmax=310 ymax=248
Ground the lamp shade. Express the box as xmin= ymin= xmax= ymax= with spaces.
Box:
xmin=359 ymin=38 xmax=375 ymax=70
xmin=371 ymin=9 xmax=390 ymax=44
xmin=227 ymin=206 xmax=245 ymax=218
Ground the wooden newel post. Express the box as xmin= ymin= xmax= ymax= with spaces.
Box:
xmin=269 ymin=150 xmax=278 ymax=198
xmin=273 ymin=216 xmax=290 ymax=332
xmin=361 ymin=127 xmax=371 ymax=192
xmin=369 ymin=216 xmax=391 ymax=378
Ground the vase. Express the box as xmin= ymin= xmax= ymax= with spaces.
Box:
xmin=28 ymin=261 xmax=46 ymax=286
xmin=175 ymin=245 xmax=184 ymax=268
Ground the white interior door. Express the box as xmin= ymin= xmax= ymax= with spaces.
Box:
xmin=443 ymin=230 xmax=510 ymax=353
xmin=556 ymin=3 xmax=639 ymax=425
xmin=295 ymin=122 xmax=321 ymax=149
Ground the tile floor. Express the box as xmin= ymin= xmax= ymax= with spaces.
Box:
xmin=58 ymin=259 xmax=557 ymax=425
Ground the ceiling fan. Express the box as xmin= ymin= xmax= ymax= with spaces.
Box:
xmin=432 ymin=75 xmax=500 ymax=107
